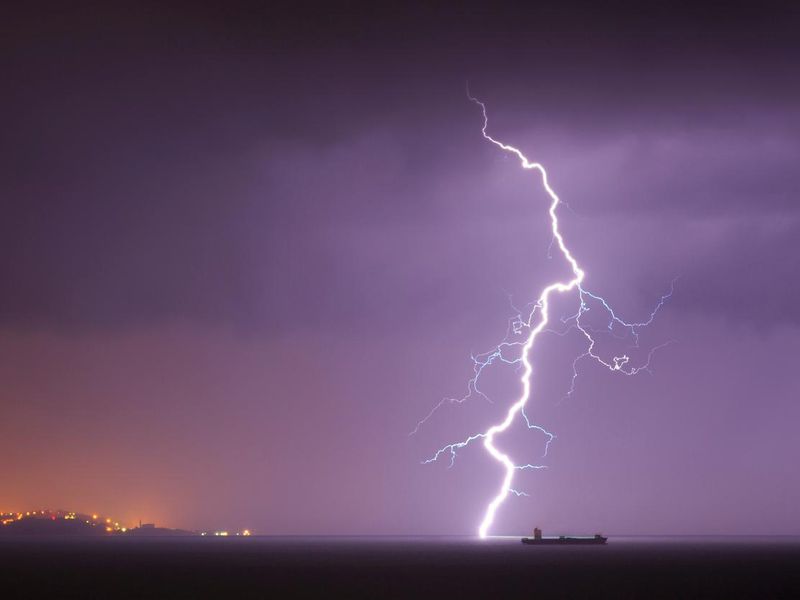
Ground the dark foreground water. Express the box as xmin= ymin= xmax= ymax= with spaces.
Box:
xmin=1 ymin=536 xmax=798 ymax=598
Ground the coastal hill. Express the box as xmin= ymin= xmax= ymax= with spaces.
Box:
xmin=0 ymin=510 xmax=249 ymax=537
xmin=1 ymin=516 xmax=105 ymax=536
xmin=1 ymin=510 xmax=111 ymax=536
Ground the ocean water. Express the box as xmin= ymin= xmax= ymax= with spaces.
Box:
xmin=1 ymin=535 xmax=798 ymax=598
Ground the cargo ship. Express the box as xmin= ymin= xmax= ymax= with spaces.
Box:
xmin=521 ymin=528 xmax=607 ymax=545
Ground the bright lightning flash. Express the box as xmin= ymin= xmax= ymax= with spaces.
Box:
xmin=416 ymin=95 xmax=674 ymax=539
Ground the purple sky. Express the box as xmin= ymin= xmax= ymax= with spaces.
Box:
xmin=2 ymin=2 xmax=799 ymax=535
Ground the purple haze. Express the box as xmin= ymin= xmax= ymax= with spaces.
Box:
xmin=1 ymin=3 xmax=799 ymax=535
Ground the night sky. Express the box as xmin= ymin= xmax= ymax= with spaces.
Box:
xmin=2 ymin=1 xmax=799 ymax=535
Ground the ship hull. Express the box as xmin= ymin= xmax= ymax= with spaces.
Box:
xmin=521 ymin=536 xmax=607 ymax=545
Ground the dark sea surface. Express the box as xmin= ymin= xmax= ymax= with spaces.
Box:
xmin=1 ymin=535 xmax=798 ymax=598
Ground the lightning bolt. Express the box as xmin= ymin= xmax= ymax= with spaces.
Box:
xmin=417 ymin=94 xmax=674 ymax=538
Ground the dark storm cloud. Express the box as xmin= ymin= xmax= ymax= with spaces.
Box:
xmin=670 ymin=216 xmax=800 ymax=327
xmin=2 ymin=1 xmax=799 ymax=334
xmin=530 ymin=120 xmax=800 ymax=217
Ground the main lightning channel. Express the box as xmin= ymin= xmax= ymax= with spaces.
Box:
xmin=418 ymin=96 xmax=673 ymax=538
xmin=468 ymin=96 xmax=584 ymax=538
